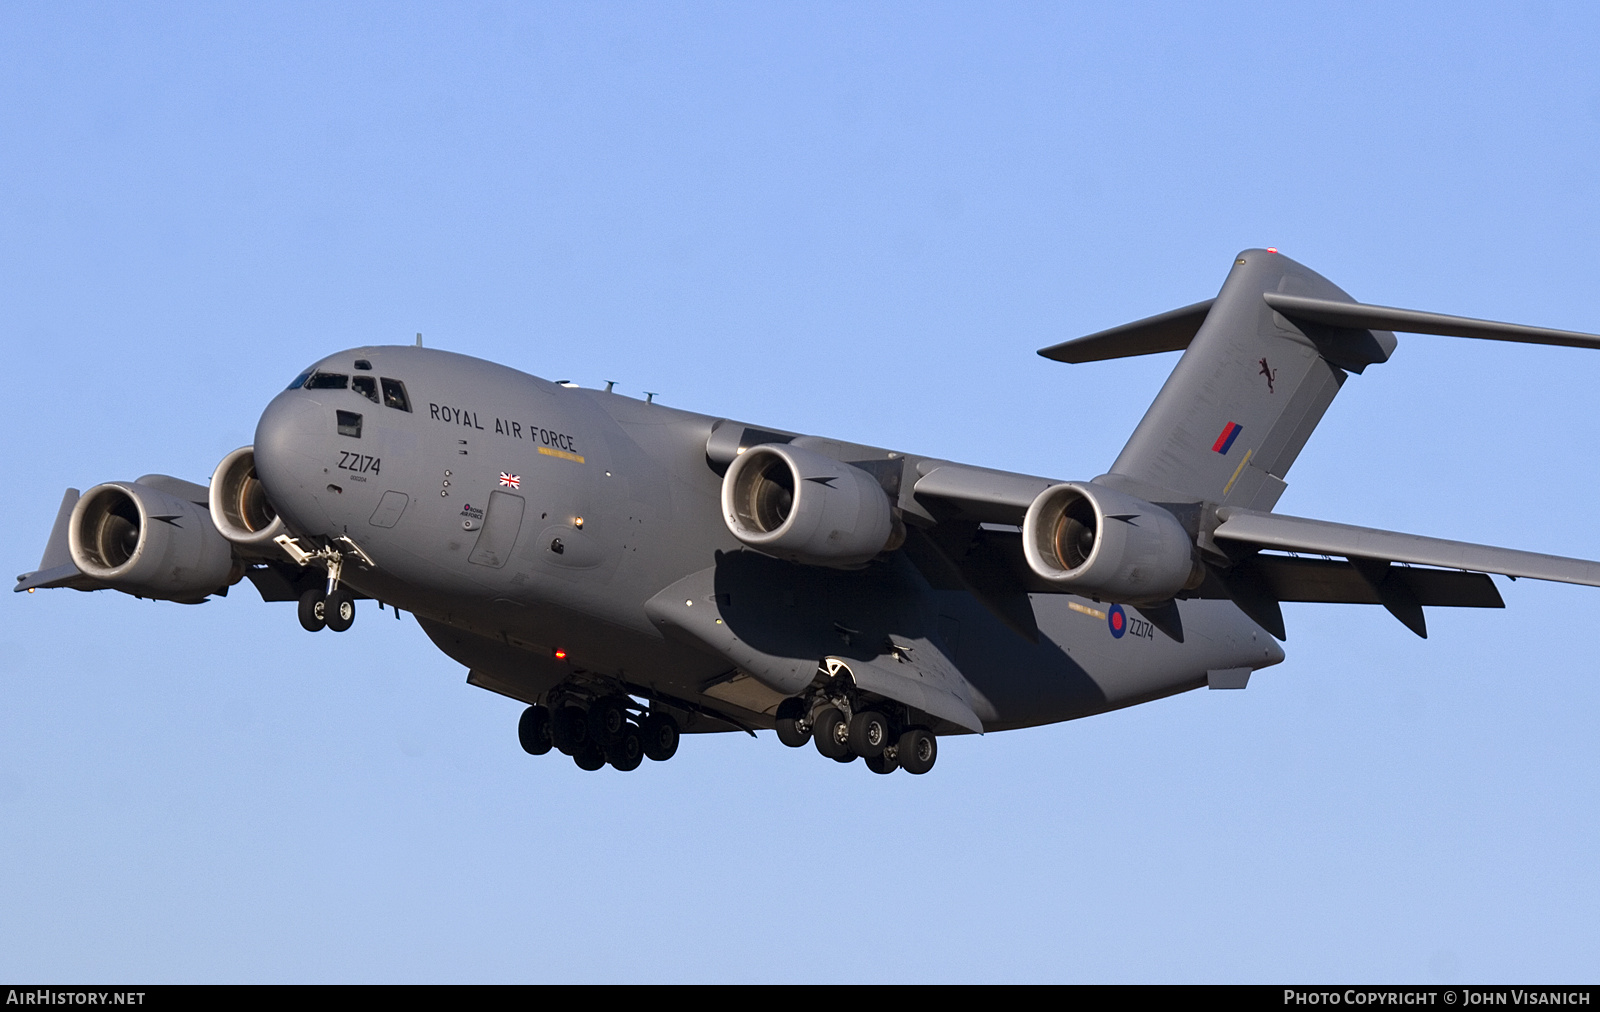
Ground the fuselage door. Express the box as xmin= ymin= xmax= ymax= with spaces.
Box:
xmin=469 ymin=490 xmax=525 ymax=568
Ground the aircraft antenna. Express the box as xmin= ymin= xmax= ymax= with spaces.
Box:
xmin=415 ymin=333 xmax=423 ymax=347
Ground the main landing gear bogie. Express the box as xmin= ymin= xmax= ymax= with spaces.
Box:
xmin=518 ymin=700 xmax=682 ymax=772
xmin=777 ymin=692 xmax=939 ymax=775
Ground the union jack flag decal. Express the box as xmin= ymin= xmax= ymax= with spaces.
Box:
xmin=498 ymin=472 xmax=521 ymax=489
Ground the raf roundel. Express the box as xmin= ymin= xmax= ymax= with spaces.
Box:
xmin=1107 ymin=603 xmax=1127 ymax=639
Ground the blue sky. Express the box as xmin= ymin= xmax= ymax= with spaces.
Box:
xmin=3 ymin=2 xmax=1599 ymax=982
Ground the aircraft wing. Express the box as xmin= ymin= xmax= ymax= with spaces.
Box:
xmin=1212 ymin=506 xmax=1600 ymax=587
xmin=910 ymin=464 xmax=1054 ymax=525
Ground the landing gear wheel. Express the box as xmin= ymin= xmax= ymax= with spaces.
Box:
xmin=775 ymin=697 xmax=809 ymax=748
xmin=607 ymin=726 xmax=644 ymax=771
xmin=847 ymin=710 xmax=891 ymax=758
xmin=588 ymin=695 xmax=631 ymax=745
xmin=573 ymin=741 xmax=607 ymax=771
xmin=517 ymin=705 xmax=552 ymax=756
xmin=297 ymin=588 xmax=326 ymax=632
xmin=553 ymin=706 xmax=589 ymax=756
xmin=898 ymin=727 xmax=937 ymax=775
xmin=640 ymin=713 xmax=680 ymax=762
xmin=865 ymin=751 xmax=899 ymax=775
xmin=324 ymin=588 xmax=355 ymax=632
xmin=813 ymin=707 xmax=852 ymax=761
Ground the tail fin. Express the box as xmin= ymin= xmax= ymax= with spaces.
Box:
xmin=1099 ymin=249 xmax=1394 ymax=508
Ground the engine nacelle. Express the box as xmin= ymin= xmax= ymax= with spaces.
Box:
xmin=1020 ymin=481 xmax=1200 ymax=603
xmin=721 ymin=443 xmax=899 ymax=569
xmin=209 ymin=446 xmax=287 ymax=546
xmin=68 ymin=482 xmax=238 ymax=602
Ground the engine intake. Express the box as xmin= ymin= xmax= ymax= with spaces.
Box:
xmin=209 ymin=446 xmax=287 ymax=546
xmin=1020 ymin=481 xmax=1200 ymax=603
xmin=68 ymin=482 xmax=238 ymax=602
xmin=721 ymin=444 xmax=899 ymax=568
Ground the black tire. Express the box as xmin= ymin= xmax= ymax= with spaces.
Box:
xmin=898 ymin=727 xmax=937 ymax=775
xmin=865 ymin=752 xmax=899 ymax=775
xmin=847 ymin=710 xmax=891 ymax=758
xmin=812 ymin=707 xmax=851 ymax=760
xmin=573 ymin=741 xmax=607 ymax=771
xmin=324 ymin=588 xmax=355 ymax=632
xmin=552 ymin=705 xmax=588 ymax=756
xmin=775 ymin=695 xmax=810 ymax=746
xmin=775 ymin=717 xmax=810 ymax=748
xmin=588 ymin=695 xmax=630 ymax=745
xmin=517 ymin=705 xmax=552 ymax=756
xmin=297 ymin=588 xmax=326 ymax=632
xmin=776 ymin=697 xmax=805 ymax=721
xmin=607 ymin=726 xmax=644 ymax=771
xmin=640 ymin=713 xmax=680 ymax=762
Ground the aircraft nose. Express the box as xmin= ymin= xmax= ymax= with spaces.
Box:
xmin=253 ymin=390 xmax=335 ymax=537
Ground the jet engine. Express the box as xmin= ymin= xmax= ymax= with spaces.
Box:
xmin=68 ymin=482 xmax=238 ymax=602
xmin=1020 ymin=481 xmax=1201 ymax=603
xmin=721 ymin=443 xmax=899 ymax=568
xmin=209 ymin=446 xmax=287 ymax=546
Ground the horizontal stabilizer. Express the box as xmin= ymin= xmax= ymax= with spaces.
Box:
xmin=1036 ymin=299 xmax=1214 ymax=363
xmin=1262 ymin=293 xmax=1600 ymax=351
xmin=1213 ymin=507 xmax=1600 ymax=588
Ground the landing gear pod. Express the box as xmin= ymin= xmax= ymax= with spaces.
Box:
xmin=68 ymin=482 xmax=237 ymax=602
xmin=209 ymin=446 xmax=287 ymax=546
xmin=1020 ymin=481 xmax=1201 ymax=604
xmin=721 ymin=443 xmax=899 ymax=569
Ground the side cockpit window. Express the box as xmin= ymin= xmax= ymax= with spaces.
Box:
xmin=287 ymin=369 xmax=314 ymax=391
xmin=381 ymin=378 xmax=412 ymax=412
xmin=352 ymin=375 xmax=379 ymax=403
xmin=305 ymin=372 xmax=349 ymax=390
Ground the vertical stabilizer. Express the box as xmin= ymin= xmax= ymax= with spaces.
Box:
xmin=1100 ymin=249 xmax=1395 ymax=508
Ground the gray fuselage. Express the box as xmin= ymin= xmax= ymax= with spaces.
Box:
xmin=253 ymin=345 xmax=1282 ymax=734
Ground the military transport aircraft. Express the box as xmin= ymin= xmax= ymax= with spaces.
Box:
xmin=19 ymin=249 xmax=1600 ymax=775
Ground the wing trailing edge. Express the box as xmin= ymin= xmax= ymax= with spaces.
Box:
xmin=1213 ymin=507 xmax=1600 ymax=588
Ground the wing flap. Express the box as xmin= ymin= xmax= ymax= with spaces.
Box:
xmin=1214 ymin=507 xmax=1600 ymax=587
xmin=1232 ymin=555 xmax=1505 ymax=608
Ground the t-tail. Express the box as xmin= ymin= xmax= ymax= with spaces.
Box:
xmin=1035 ymin=249 xmax=1600 ymax=639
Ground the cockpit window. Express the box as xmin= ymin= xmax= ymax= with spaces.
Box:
xmin=351 ymin=375 xmax=379 ymax=403
xmin=287 ymin=369 xmax=314 ymax=391
xmin=336 ymin=410 xmax=363 ymax=438
xmin=381 ymin=378 xmax=412 ymax=412
xmin=354 ymin=359 xmax=373 ymax=371
xmin=305 ymin=372 xmax=349 ymax=390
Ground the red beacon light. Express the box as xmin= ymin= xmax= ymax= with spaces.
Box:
xmin=554 ymin=649 xmax=568 ymax=660
xmin=1266 ymin=247 xmax=1279 ymax=253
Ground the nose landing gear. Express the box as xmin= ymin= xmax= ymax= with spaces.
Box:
xmin=278 ymin=534 xmax=372 ymax=634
